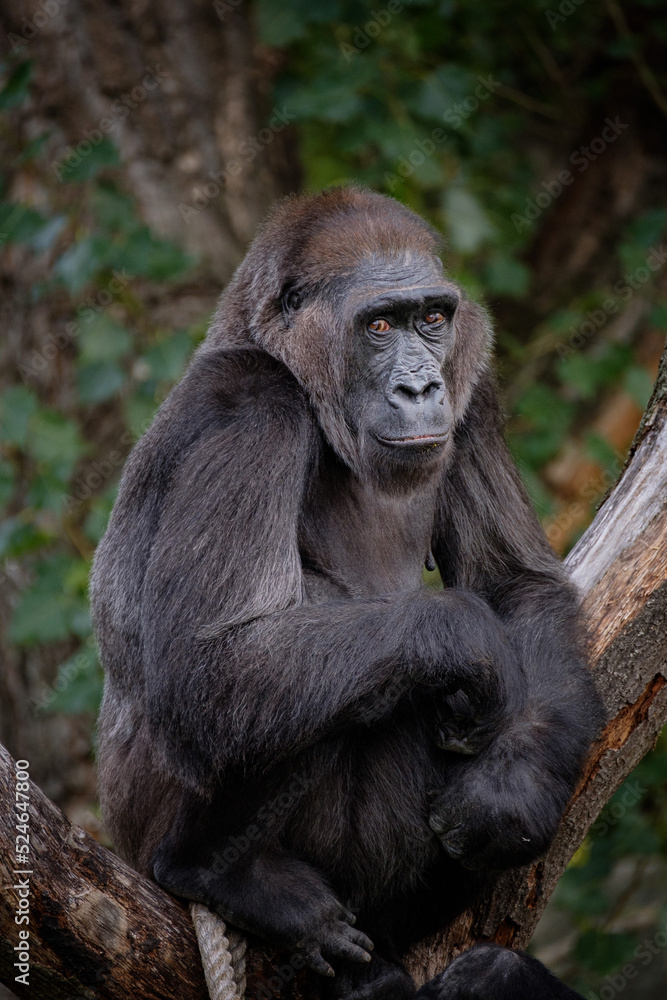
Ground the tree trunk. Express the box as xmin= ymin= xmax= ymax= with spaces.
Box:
xmin=1 ymin=346 xmax=665 ymax=1000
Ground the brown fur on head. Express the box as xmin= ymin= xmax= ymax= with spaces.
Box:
xmin=205 ymin=186 xmax=491 ymax=474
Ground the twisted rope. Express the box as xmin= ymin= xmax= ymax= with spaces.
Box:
xmin=190 ymin=902 xmax=247 ymax=1000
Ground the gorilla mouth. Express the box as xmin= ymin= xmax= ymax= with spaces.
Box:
xmin=376 ymin=432 xmax=450 ymax=448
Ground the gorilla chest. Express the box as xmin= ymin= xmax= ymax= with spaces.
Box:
xmin=298 ymin=478 xmax=437 ymax=598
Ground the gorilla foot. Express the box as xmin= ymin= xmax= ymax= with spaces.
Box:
xmin=415 ymin=943 xmax=584 ymax=999
xmin=324 ymin=954 xmax=415 ymax=1000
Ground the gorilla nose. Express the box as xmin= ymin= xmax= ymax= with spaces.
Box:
xmin=389 ymin=373 xmax=445 ymax=407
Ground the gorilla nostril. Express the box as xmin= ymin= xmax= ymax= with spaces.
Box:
xmin=392 ymin=379 xmax=443 ymax=402
xmin=394 ymin=384 xmax=420 ymax=400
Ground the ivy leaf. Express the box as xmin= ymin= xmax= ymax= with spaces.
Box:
xmin=26 ymin=410 xmax=86 ymax=481
xmin=442 ymin=187 xmax=494 ymax=253
xmin=78 ymin=313 xmax=133 ymax=363
xmin=77 ymin=361 xmax=126 ymax=404
xmin=0 ymin=385 xmax=39 ymax=447
xmin=0 ymin=61 xmax=32 ymax=109
xmin=58 ymin=137 xmax=120 ymax=183
xmin=0 ymin=203 xmax=49 ymax=245
xmin=40 ymin=645 xmax=102 ymax=715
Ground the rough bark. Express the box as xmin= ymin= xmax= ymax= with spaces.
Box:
xmin=0 ymin=345 xmax=665 ymax=1000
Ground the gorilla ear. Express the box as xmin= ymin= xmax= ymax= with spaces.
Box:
xmin=281 ymin=284 xmax=302 ymax=324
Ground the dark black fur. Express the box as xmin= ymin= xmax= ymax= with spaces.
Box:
xmin=91 ymin=187 xmax=600 ymax=999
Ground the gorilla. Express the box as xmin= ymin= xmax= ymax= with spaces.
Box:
xmin=91 ymin=186 xmax=601 ymax=999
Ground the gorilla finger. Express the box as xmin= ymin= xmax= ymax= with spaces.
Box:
xmin=301 ymin=946 xmax=335 ymax=978
xmin=342 ymin=923 xmax=375 ymax=953
xmin=340 ymin=906 xmax=357 ymax=925
xmin=328 ymin=937 xmax=373 ymax=964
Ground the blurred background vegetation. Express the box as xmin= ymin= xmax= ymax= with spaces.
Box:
xmin=0 ymin=0 xmax=666 ymax=995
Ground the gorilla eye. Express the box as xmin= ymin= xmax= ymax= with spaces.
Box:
xmin=368 ymin=318 xmax=391 ymax=334
xmin=424 ymin=312 xmax=445 ymax=325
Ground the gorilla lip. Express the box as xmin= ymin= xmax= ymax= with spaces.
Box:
xmin=376 ymin=432 xmax=450 ymax=447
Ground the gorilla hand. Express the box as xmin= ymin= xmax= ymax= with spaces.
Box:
xmin=428 ymin=749 xmax=564 ymax=870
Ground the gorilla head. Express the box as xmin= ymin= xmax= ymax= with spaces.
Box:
xmin=208 ymin=187 xmax=489 ymax=480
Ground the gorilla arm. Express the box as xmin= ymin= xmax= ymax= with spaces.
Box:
xmin=430 ymin=373 xmax=603 ymax=868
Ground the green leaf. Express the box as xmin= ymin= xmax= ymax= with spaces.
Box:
xmin=78 ymin=313 xmax=133 ymax=363
xmin=83 ymin=490 xmax=117 ymax=544
xmin=143 ymin=331 xmax=194 ymax=383
xmin=625 ymin=207 xmax=667 ymax=250
xmin=412 ymin=65 xmax=476 ymax=122
xmin=92 ymin=184 xmax=138 ymax=232
xmin=0 ymin=458 xmax=15 ymax=506
xmin=0 ymin=203 xmax=49 ymax=245
xmin=123 ymin=393 xmax=158 ymax=440
xmin=110 ymin=227 xmax=191 ymax=281
xmin=58 ymin=137 xmax=120 ymax=183
xmin=484 ymin=253 xmax=530 ymax=298
xmin=25 ymin=471 xmax=71 ymax=514
xmin=442 ymin=187 xmax=494 ymax=253
xmin=53 ymin=236 xmax=110 ymax=293
xmin=624 ymin=366 xmax=653 ymax=409
xmin=0 ymin=61 xmax=32 ymax=109
xmin=9 ymin=554 xmax=91 ymax=647
xmin=574 ymin=931 xmax=637 ymax=975
xmin=0 ymin=519 xmax=51 ymax=559
xmin=10 ymin=570 xmax=71 ymax=645
xmin=26 ymin=410 xmax=86 ymax=480
xmin=556 ymin=353 xmax=598 ymax=400
xmin=584 ymin=432 xmax=622 ymax=471
xmin=253 ymin=0 xmax=333 ymax=45
xmin=650 ymin=301 xmax=667 ymax=329
xmin=30 ymin=215 xmax=67 ymax=252
xmin=77 ymin=361 xmax=125 ymax=404
xmin=41 ymin=645 xmax=103 ymax=715
xmin=0 ymin=385 xmax=39 ymax=447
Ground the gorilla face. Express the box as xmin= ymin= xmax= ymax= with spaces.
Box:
xmin=343 ymin=258 xmax=459 ymax=474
